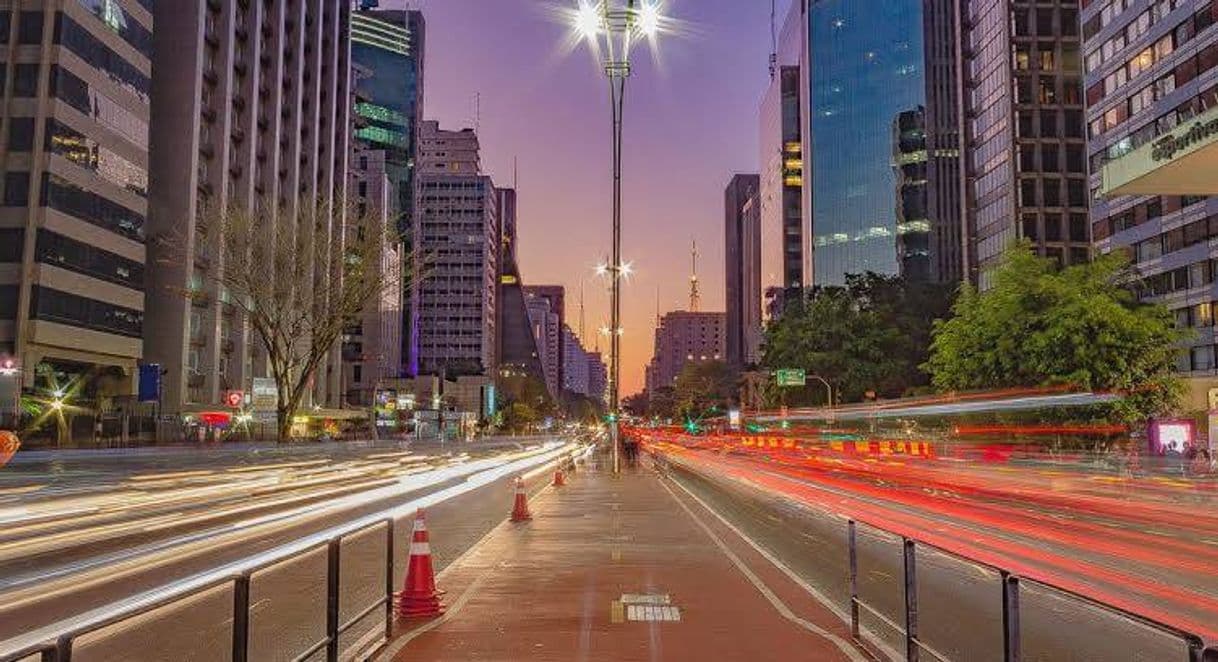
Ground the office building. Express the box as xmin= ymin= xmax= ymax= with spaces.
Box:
xmin=807 ymin=0 xmax=963 ymax=286
xmin=1089 ymin=0 xmax=1218 ymax=406
xmin=644 ymin=311 xmax=725 ymax=395
xmin=350 ymin=7 xmax=424 ymax=376
xmin=725 ymin=174 xmax=762 ymax=368
xmin=413 ymin=123 xmax=498 ymax=378
xmin=145 ymin=0 xmax=351 ymax=413
xmin=959 ymin=0 xmax=1088 ymax=287
xmin=494 ymin=186 xmax=547 ymax=386
xmin=759 ymin=0 xmax=808 ymax=315
xmin=587 ymin=350 xmax=607 ymax=404
xmin=523 ymin=284 xmax=565 ymax=394
xmin=524 ymin=288 xmax=560 ymax=399
xmin=561 ymin=324 xmax=591 ymax=398
xmin=342 ymin=147 xmax=401 ymax=406
xmin=0 ymin=1 xmax=152 ymax=403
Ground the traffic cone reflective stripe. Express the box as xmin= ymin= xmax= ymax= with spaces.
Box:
xmin=510 ymin=477 xmax=532 ymax=522
xmin=553 ymin=468 xmax=566 ymax=487
xmin=397 ymin=509 xmax=443 ymax=618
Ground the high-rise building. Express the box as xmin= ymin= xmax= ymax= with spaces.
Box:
xmin=561 ymin=324 xmax=590 ymax=397
xmin=524 ymin=288 xmax=560 ymax=399
xmin=0 ymin=1 xmax=152 ymax=402
xmin=806 ymin=0 xmax=963 ymax=286
xmin=494 ymin=186 xmax=547 ymax=387
xmin=343 ymin=146 xmax=401 ymax=406
xmin=145 ymin=0 xmax=351 ymax=413
xmin=759 ymin=0 xmax=808 ymax=316
xmin=1088 ymin=0 xmax=1218 ymax=400
xmin=644 ymin=311 xmax=725 ymax=395
xmin=350 ymin=7 xmax=424 ymax=376
xmin=725 ymin=174 xmax=761 ymax=368
xmin=587 ymin=350 xmax=607 ymax=404
xmin=523 ymin=284 xmax=565 ymax=393
xmin=413 ymin=122 xmax=498 ymax=378
xmin=959 ymin=0 xmax=1088 ymax=288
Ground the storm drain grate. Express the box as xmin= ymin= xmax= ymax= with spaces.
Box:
xmin=613 ymin=593 xmax=681 ymax=623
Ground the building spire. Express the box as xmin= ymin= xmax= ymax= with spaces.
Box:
xmin=689 ymin=240 xmax=701 ymax=312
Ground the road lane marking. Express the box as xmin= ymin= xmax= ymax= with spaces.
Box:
xmin=659 ymin=476 xmax=870 ymax=662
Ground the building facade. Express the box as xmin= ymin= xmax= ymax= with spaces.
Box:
xmin=523 ymin=284 xmax=565 ymax=394
xmin=724 ymin=174 xmax=761 ymax=368
xmin=644 ymin=311 xmax=725 ymax=395
xmin=145 ymin=0 xmax=351 ymax=413
xmin=808 ymin=0 xmax=928 ymax=284
xmin=0 ymin=0 xmax=151 ymax=404
xmin=342 ymin=147 xmax=401 ymax=406
xmin=350 ymin=7 xmax=424 ymax=376
xmin=960 ymin=0 xmax=1088 ymax=287
xmin=759 ymin=0 xmax=808 ymax=316
xmin=413 ymin=124 xmax=498 ymax=378
xmin=1088 ymin=0 xmax=1218 ymax=402
xmin=524 ymin=287 xmax=560 ymax=399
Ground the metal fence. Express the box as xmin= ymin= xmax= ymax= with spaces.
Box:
xmin=656 ymin=452 xmax=1218 ymax=662
xmin=2 ymin=517 xmax=395 ymax=662
xmin=1 ymin=443 xmax=584 ymax=662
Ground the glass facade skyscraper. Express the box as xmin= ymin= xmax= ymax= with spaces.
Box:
xmin=351 ymin=9 xmax=425 ymax=375
xmin=808 ymin=0 xmax=928 ymax=285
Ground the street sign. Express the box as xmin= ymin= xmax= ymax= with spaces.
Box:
xmin=138 ymin=364 xmax=161 ymax=403
xmin=252 ymin=378 xmax=278 ymax=411
xmin=775 ymin=368 xmax=806 ymax=387
xmin=225 ymin=390 xmax=244 ymax=408
xmin=0 ymin=359 xmax=18 ymax=418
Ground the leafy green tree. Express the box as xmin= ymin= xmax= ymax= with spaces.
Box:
xmin=761 ymin=273 xmax=952 ymax=404
xmin=500 ymin=402 xmax=539 ymax=433
xmin=647 ymin=386 xmax=677 ymax=420
xmin=673 ymin=360 xmax=738 ymax=418
xmin=924 ymin=243 xmax=1186 ymax=423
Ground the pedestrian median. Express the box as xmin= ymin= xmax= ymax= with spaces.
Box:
xmin=377 ymin=448 xmax=868 ymax=661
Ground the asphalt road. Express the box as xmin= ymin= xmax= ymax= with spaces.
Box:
xmin=0 ymin=436 xmax=574 ymax=652
xmin=650 ymin=437 xmax=1218 ymax=661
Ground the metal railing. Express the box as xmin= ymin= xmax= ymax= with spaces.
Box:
xmin=1 ymin=443 xmax=582 ymax=662
xmin=656 ymin=452 xmax=1217 ymax=662
xmin=3 ymin=518 xmax=395 ymax=662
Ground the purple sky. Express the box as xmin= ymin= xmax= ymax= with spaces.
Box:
xmin=399 ymin=0 xmax=787 ymax=394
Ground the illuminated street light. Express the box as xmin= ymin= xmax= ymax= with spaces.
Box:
xmin=50 ymin=399 xmax=64 ymax=411
xmin=568 ymin=0 xmax=669 ymax=475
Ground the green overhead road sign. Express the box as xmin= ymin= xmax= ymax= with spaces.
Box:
xmin=775 ymin=369 xmax=806 ymax=387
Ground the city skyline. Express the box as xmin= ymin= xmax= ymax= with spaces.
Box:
xmin=415 ymin=0 xmax=784 ymax=394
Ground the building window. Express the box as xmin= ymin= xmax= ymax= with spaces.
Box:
xmin=12 ymin=63 xmax=39 ymax=97
xmin=27 ymin=285 xmax=143 ymax=338
xmin=3 ymin=172 xmax=30 ymax=207
xmin=1192 ymin=345 xmax=1215 ymax=371
xmin=6 ymin=118 xmax=33 ymax=152
xmin=17 ymin=11 xmax=43 ymax=44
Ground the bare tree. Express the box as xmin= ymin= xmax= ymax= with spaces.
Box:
xmin=192 ymin=197 xmax=404 ymax=441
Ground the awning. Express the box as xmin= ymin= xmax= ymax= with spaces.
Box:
xmin=1101 ymin=106 xmax=1218 ymax=196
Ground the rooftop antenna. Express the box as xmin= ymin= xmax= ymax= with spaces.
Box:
xmin=579 ymin=279 xmax=586 ymax=342
xmin=689 ymin=240 xmax=701 ymax=312
xmin=473 ymin=91 xmax=481 ymax=134
xmin=512 ymin=155 xmax=518 ymax=190
xmin=768 ymin=0 xmax=778 ymax=79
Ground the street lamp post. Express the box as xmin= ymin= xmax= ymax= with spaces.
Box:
xmin=572 ymin=1 xmax=663 ymax=474
xmin=808 ymin=374 xmax=834 ymax=418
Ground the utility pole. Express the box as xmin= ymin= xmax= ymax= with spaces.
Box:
xmin=689 ymin=240 xmax=701 ymax=312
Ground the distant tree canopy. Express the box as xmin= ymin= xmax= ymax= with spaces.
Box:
xmin=673 ymin=360 xmax=738 ymax=419
xmin=761 ymin=273 xmax=953 ymax=405
xmin=924 ymin=243 xmax=1186 ymax=423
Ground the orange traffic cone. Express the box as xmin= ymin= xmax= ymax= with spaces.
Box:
xmin=397 ymin=509 xmax=444 ymax=618
xmin=553 ymin=467 xmax=566 ymax=487
xmin=510 ymin=477 xmax=532 ymax=522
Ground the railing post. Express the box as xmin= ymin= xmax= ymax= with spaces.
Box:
xmin=232 ymin=574 xmax=251 ymax=662
xmin=385 ymin=518 xmax=396 ymax=640
xmin=326 ymin=539 xmax=341 ymax=662
xmin=903 ymin=538 xmax=919 ymax=662
xmin=847 ymin=520 xmax=859 ymax=639
xmin=1001 ymin=573 xmax=1020 ymax=662
xmin=54 ymin=636 xmax=72 ymax=662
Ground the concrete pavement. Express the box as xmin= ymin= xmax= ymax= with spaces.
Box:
xmin=380 ymin=450 xmax=868 ymax=661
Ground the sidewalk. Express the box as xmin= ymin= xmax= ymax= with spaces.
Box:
xmin=379 ymin=451 xmax=868 ymax=661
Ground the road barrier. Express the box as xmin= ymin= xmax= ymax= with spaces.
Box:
xmin=654 ymin=451 xmax=1212 ymax=662
xmin=0 ymin=442 xmax=584 ymax=662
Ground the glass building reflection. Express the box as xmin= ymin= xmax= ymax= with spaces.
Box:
xmin=809 ymin=0 xmax=928 ymax=286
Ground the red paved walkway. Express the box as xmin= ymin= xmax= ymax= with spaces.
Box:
xmin=378 ymin=452 xmax=868 ymax=661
